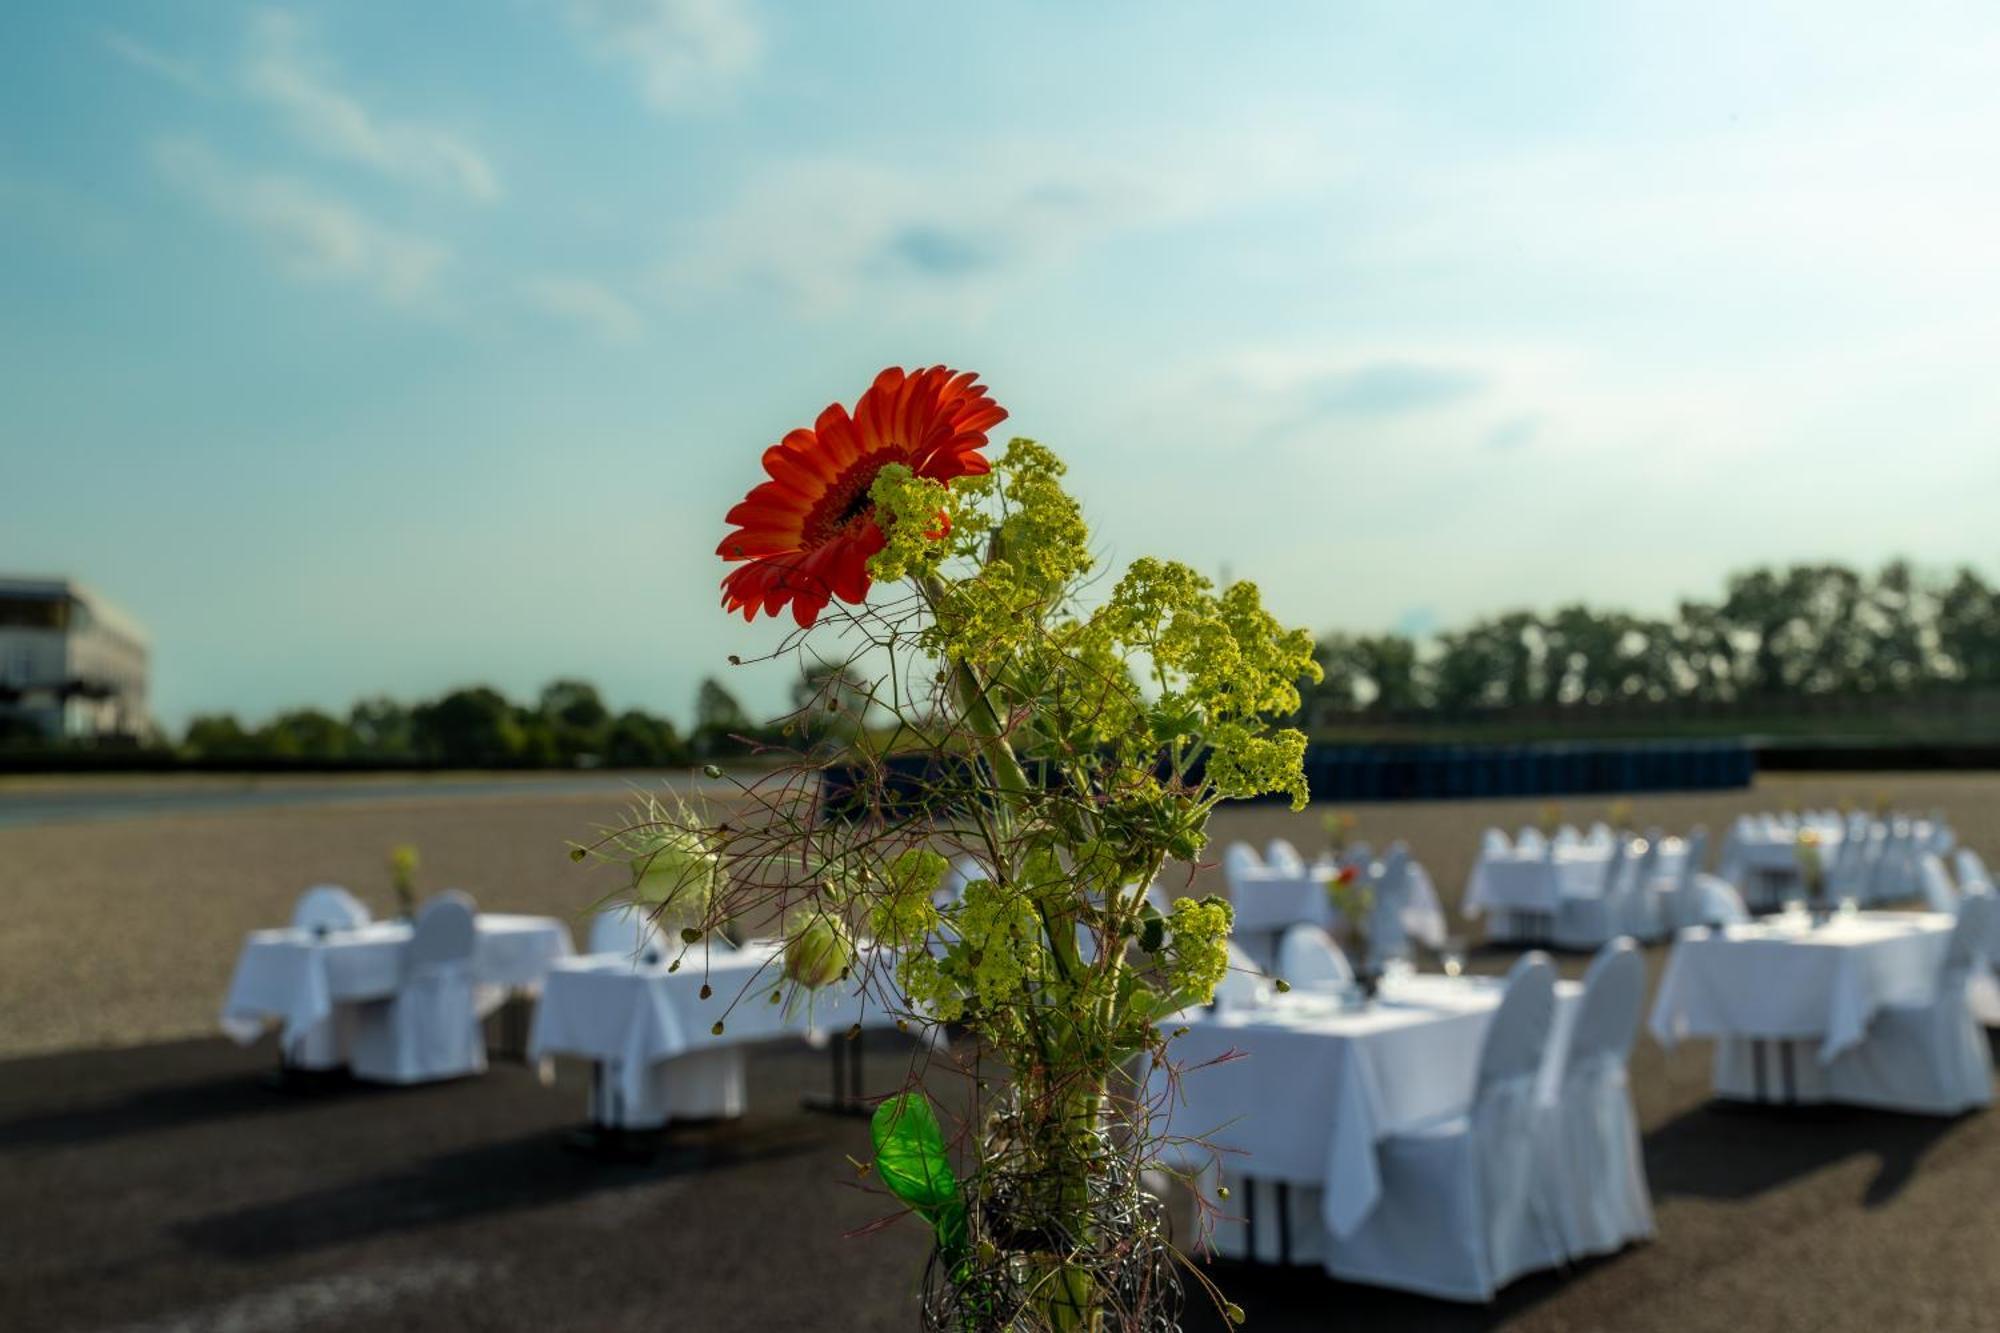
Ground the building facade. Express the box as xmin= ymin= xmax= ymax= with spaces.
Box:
xmin=0 ymin=577 xmax=151 ymax=741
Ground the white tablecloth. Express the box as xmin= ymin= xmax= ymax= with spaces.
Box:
xmin=527 ymin=941 xmax=905 ymax=1113
xmin=1231 ymin=861 xmax=1448 ymax=951
xmin=1464 ymin=850 xmax=1609 ymax=917
xmin=220 ymin=914 xmax=574 ymax=1045
xmin=1155 ymin=972 xmax=1580 ymax=1239
xmin=1648 ymin=911 xmax=1951 ymax=1061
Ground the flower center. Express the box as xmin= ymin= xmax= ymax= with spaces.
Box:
xmin=802 ymin=450 xmax=905 ymax=548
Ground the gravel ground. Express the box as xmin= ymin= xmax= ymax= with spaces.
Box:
xmin=2 ymin=772 xmax=1998 ymax=1331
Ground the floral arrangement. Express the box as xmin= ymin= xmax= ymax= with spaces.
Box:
xmin=1324 ymin=862 xmax=1372 ymax=964
xmin=593 ymin=366 xmax=1319 ymax=1330
xmin=1795 ymin=828 xmax=1826 ymax=910
xmin=388 ymin=843 xmax=419 ymax=919
xmin=1536 ymin=801 xmax=1563 ymax=839
xmin=1606 ymin=799 xmax=1634 ymax=833
xmin=1321 ymin=809 xmax=1358 ymax=859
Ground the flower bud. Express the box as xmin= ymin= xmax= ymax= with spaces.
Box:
xmin=783 ymin=914 xmax=855 ymax=989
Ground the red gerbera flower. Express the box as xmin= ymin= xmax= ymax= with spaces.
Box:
xmin=717 ymin=366 xmax=1006 ymax=627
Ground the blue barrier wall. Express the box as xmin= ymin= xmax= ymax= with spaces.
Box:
xmin=1288 ymin=740 xmax=1754 ymax=803
xmin=819 ymin=740 xmax=1754 ymax=817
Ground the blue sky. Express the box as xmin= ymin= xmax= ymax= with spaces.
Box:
xmin=6 ymin=2 xmax=2000 ymax=732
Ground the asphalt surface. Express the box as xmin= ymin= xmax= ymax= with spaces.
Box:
xmin=6 ymin=949 xmax=2000 ymax=1332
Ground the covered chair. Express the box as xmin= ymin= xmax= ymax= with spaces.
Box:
xmin=584 ymin=909 xmax=745 ymax=1129
xmin=1321 ymin=953 xmax=1565 ymax=1302
xmin=1213 ymin=942 xmax=1273 ymax=1012
xmin=348 ymin=891 xmax=488 ymax=1085
xmin=1694 ymin=876 xmax=1751 ymax=927
xmin=1918 ymin=854 xmax=1961 ymax=915
xmin=1264 ymin=839 xmax=1309 ymax=877
xmin=1276 ymin=924 xmax=1354 ymax=993
xmin=293 ymin=884 xmax=371 ymax=934
xmin=1956 ymin=848 xmax=1993 ymax=892
xmin=1658 ymin=828 xmax=1709 ymax=932
xmin=587 ymin=906 xmax=668 ymax=964
xmin=281 ymin=885 xmax=373 ymax=1069
xmin=1820 ymin=893 xmax=1998 ymax=1115
xmin=1365 ymin=846 xmax=1413 ymax=968
xmin=1553 ymin=838 xmax=1629 ymax=950
xmin=1542 ymin=939 xmax=1653 ymax=1259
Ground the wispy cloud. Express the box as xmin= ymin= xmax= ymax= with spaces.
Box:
xmin=518 ymin=274 xmax=645 ymax=342
xmin=658 ymin=128 xmax=1332 ymax=313
xmin=243 ymin=10 xmax=499 ymax=202
xmin=101 ymin=28 xmax=213 ymax=95
xmin=561 ymin=0 xmax=761 ymax=111
xmin=153 ymin=136 xmax=450 ymax=307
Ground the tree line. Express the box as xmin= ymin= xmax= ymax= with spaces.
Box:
xmin=179 ymin=676 xmax=777 ymax=767
xmin=1307 ymin=560 xmax=2000 ymax=722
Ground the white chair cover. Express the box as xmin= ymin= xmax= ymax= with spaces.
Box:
xmin=283 ymin=885 xmax=372 ymax=1069
xmin=1320 ymin=953 xmax=1564 ymax=1302
xmin=1264 ymin=839 xmax=1308 ymax=877
xmin=1482 ymin=828 xmax=1511 ymax=858
xmin=1213 ymin=942 xmax=1273 ymax=1011
xmin=1956 ymin=848 xmax=1993 ymax=892
xmin=1819 ymin=894 xmax=1996 ymax=1115
xmin=1692 ymin=875 xmax=1750 ymax=927
xmin=1514 ymin=828 xmax=1548 ymax=856
xmin=1542 ymin=940 xmax=1653 ymax=1258
xmin=293 ymin=884 xmax=371 ymax=933
xmin=1553 ymin=838 xmax=1630 ymax=950
xmin=1918 ymin=854 xmax=1960 ymax=915
xmin=1365 ymin=846 xmax=1414 ymax=968
xmin=588 ymin=906 xmax=667 ymax=963
xmin=1657 ymin=828 xmax=1707 ymax=932
xmin=348 ymin=890 xmax=488 ymax=1085
xmin=1276 ymin=924 xmax=1354 ymax=993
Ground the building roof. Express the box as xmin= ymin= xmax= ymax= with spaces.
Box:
xmin=0 ymin=575 xmax=150 ymax=646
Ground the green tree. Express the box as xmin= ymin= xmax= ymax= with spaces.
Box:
xmin=693 ymin=676 xmax=751 ymax=756
xmin=182 ymin=713 xmax=255 ymax=759
xmin=1937 ymin=566 xmax=2000 ymax=685
xmin=256 ymin=708 xmax=350 ymax=760
xmin=604 ymin=709 xmax=687 ymax=766
xmin=347 ymin=696 xmax=414 ymax=758
xmin=538 ymin=678 xmax=612 ymax=763
xmin=411 ymin=687 xmax=526 ymax=766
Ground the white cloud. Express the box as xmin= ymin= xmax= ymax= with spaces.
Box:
xmin=561 ymin=0 xmax=762 ymax=110
xmin=243 ymin=9 xmax=499 ymax=202
xmin=657 ymin=126 xmax=1333 ymax=314
xmin=101 ymin=28 xmax=213 ymax=95
xmin=153 ymin=136 xmax=450 ymax=306
xmin=519 ymin=274 xmax=645 ymax=342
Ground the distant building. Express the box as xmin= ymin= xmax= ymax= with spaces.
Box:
xmin=0 ymin=577 xmax=151 ymax=741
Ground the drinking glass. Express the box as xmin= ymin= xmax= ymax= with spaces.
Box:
xmin=1439 ymin=936 xmax=1467 ymax=978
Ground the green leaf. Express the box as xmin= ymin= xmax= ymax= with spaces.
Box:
xmin=870 ymin=1093 xmax=968 ymax=1262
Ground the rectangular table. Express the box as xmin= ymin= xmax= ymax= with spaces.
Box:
xmin=527 ymin=941 xmax=909 ymax=1127
xmin=1155 ymin=972 xmax=1581 ymax=1244
xmin=220 ymin=914 xmax=574 ymax=1051
xmin=1648 ymin=911 xmax=1952 ymax=1065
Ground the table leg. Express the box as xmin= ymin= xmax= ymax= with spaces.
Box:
xmin=802 ymin=1029 xmax=871 ymax=1118
xmin=1752 ymin=1041 xmax=1767 ymax=1101
xmin=1779 ymin=1043 xmax=1796 ymax=1103
xmin=1243 ymin=1177 xmax=1258 ymax=1266
xmin=1275 ymin=1181 xmax=1292 ymax=1266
